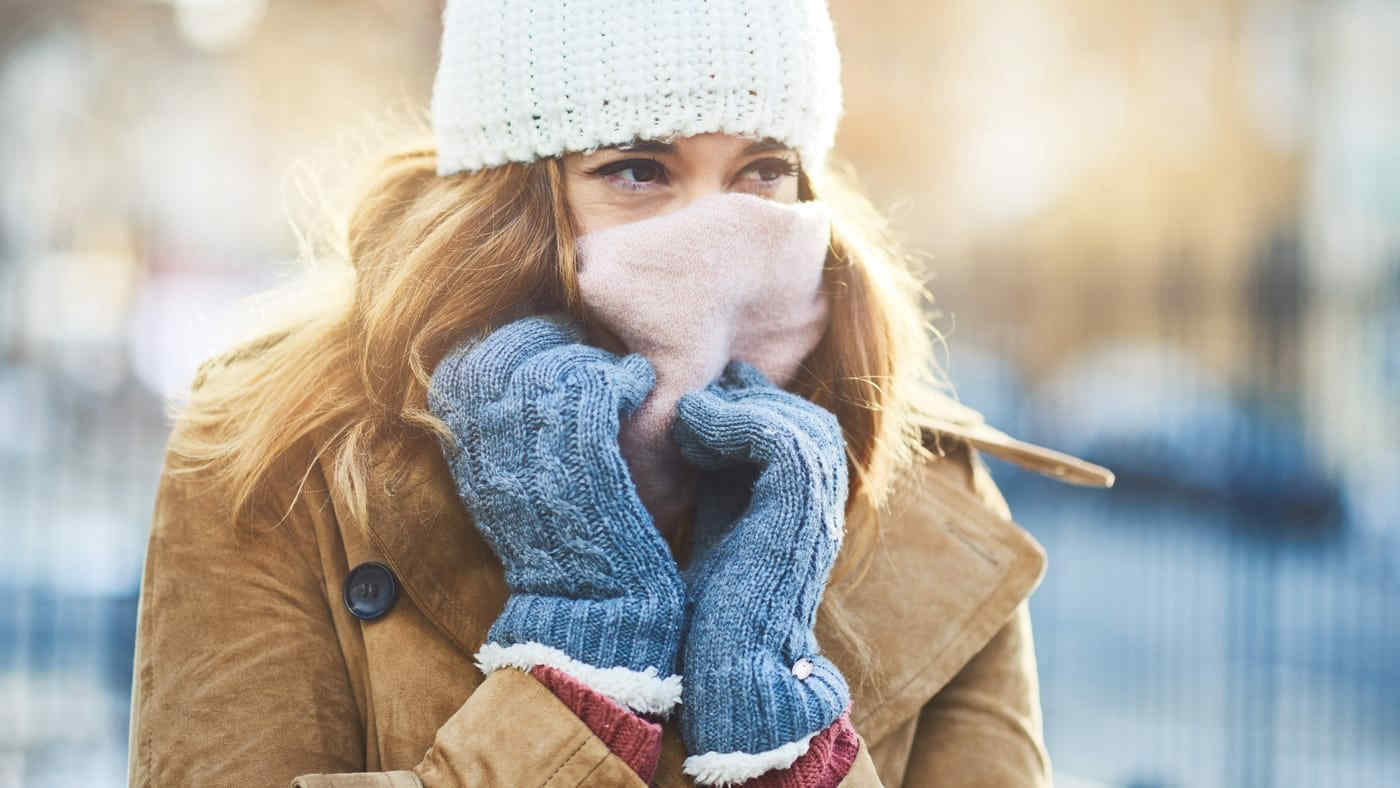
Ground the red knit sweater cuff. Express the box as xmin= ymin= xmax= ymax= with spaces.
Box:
xmin=742 ymin=708 xmax=861 ymax=788
xmin=528 ymin=664 xmax=663 ymax=783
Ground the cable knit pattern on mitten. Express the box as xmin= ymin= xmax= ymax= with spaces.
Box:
xmin=428 ymin=312 xmax=686 ymax=716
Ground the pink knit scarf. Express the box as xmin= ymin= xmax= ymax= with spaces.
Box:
xmin=575 ymin=191 xmax=833 ymax=528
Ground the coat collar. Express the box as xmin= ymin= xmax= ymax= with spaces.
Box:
xmin=356 ymin=420 xmax=1104 ymax=745
xmin=919 ymin=392 xmax=1116 ymax=489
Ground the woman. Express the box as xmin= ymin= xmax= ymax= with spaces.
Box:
xmin=126 ymin=0 xmax=1114 ymax=785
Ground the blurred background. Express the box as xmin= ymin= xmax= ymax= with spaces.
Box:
xmin=1 ymin=0 xmax=1396 ymax=785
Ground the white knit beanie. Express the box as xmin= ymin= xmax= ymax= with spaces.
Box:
xmin=429 ymin=0 xmax=844 ymax=177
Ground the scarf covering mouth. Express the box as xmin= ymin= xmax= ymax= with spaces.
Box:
xmin=575 ymin=191 xmax=834 ymax=527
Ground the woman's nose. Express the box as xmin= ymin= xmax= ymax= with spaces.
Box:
xmin=675 ymin=179 xmax=733 ymax=206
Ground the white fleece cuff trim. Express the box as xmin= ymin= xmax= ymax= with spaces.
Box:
xmin=473 ymin=640 xmax=682 ymax=717
xmin=681 ymin=730 xmax=820 ymax=786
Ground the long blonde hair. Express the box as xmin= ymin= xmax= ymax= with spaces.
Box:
xmin=165 ymin=118 xmax=960 ymax=687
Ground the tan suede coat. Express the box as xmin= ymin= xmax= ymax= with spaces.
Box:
xmin=127 ymin=345 xmax=1114 ymax=787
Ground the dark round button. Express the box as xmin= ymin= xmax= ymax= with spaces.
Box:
xmin=344 ymin=561 xmax=398 ymax=620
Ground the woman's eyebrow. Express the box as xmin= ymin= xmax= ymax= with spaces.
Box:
xmin=738 ymin=138 xmax=792 ymax=156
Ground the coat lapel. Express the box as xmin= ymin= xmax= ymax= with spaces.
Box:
xmin=815 ymin=437 xmax=1051 ymax=745
xmin=359 ymin=433 xmax=508 ymax=660
xmin=357 ymin=425 xmax=1065 ymax=746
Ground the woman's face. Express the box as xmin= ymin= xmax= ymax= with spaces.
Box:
xmin=561 ymin=132 xmax=801 ymax=237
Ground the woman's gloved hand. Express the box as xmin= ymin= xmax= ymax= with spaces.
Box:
xmin=669 ymin=359 xmax=852 ymax=784
xmin=427 ymin=311 xmax=686 ymax=716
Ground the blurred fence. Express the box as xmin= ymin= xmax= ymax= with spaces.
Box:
xmin=950 ymin=318 xmax=1400 ymax=786
xmin=1013 ymin=474 xmax=1399 ymax=787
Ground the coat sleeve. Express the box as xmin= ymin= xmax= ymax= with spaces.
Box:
xmin=898 ymin=447 xmax=1054 ymax=787
xmin=126 ymin=426 xmax=647 ymax=788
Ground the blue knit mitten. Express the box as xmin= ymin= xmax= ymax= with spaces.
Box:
xmin=670 ymin=359 xmax=851 ymax=784
xmin=427 ymin=311 xmax=686 ymax=716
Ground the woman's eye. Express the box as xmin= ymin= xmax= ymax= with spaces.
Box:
xmin=594 ymin=158 xmax=668 ymax=190
xmin=739 ymin=157 xmax=799 ymax=185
